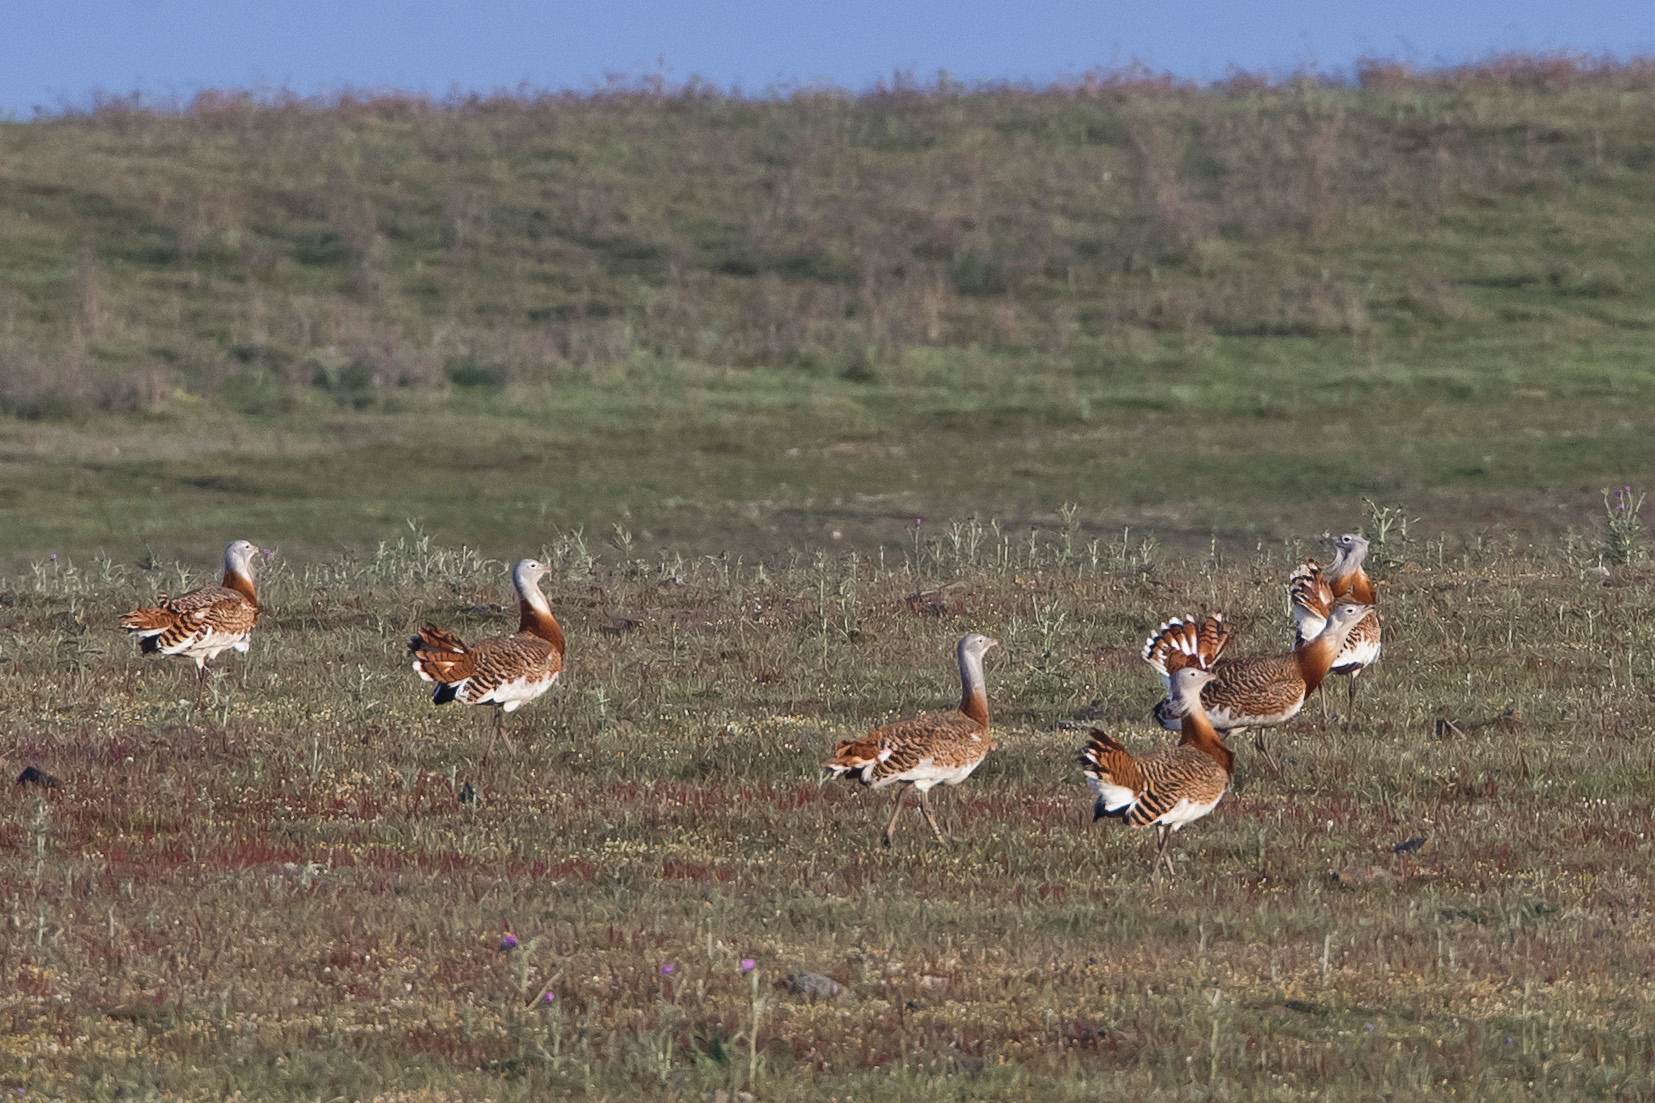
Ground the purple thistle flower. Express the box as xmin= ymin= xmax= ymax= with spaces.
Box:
xmin=260 ymin=547 xmax=276 ymax=560
xmin=660 ymin=963 xmax=675 ymax=976
xmin=498 ymin=933 xmax=518 ymax=952
xmin=740 ymin=958 xmax=757 ymax=975
xmin=48 ymin=553 xmax=56 ymax=561
xmin=542 ymin=990 xmax=556 ymax=1003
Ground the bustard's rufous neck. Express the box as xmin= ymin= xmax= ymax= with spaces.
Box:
xmin=512 ymin=559 xmax=565 ymax=651
xmin=1328 ymin=535 xmax=1375 ymax=602
xmin=955 ymin=633 xmax=997 ymax=727
xmin=1171 ymin=668 xmax=1232 ymax=773
xmin=220 ymin=540 xmax=260 ymax=606
xmin=1295 ymin=603 xmax=1370 ymax=691
xmin=1342 ymin=572 xmax=1377 ymax=604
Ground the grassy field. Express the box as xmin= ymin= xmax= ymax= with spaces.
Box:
xmin=0 ymin=331 xmax=1650 ymax=571
xmin=3 ymin=59 xmax=1655 ymax=566
xmin=3 ymin=518 xmax=1655 ymax=1100
xmin=4 ymin=58 xmax=1655 ymax=1100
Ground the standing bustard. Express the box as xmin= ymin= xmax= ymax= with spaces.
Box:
xmin=1143 ymin=602 xmax=1372 ymax=772
xmin=409 ymin=558 xmax=566 ymax=759
xmin=823 ymin=633 xmax=998 ymax=847
xmin=1081 ymin=666 xmax=1233 ymax=881
xmin=121 ymin=540 xmax=263 ymax=693
xmin=1291 ymin=533 xmax=1383 ymax=721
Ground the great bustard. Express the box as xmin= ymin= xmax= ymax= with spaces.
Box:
xmin=823 ymin=633 xmax=998 ymax=847
xmin=410 ymin=558 xmax=566 ymax=759
xmin=121 ymin=540 xmax=263 ymax=696
xmin=1082 ymin=666 xmax=1233 ymax=880
xmin=1291 ymin=533 xmax=1382 ymax=721
xmin=1143 ymin=603 xmax=1371 ymax=772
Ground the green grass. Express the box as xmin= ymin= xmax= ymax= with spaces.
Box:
xmin=3 ymin=527 xmax=1655 ymax=1100
xmin=0 ymin=334 xmax=1649 ymax=570
xmin=3 ymin=67 xmax=1655 ymax=567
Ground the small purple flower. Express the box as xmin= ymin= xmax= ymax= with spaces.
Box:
xmin=49 ymin=553 xmax=57 ymax=560
xmin=913 ymin=518 xmax=922 ymax=527
xmin=261 ymin=547 xmax=275 ymax=560
xmin=740 ymin=958 xmax=757 ymax=975
xmin=660 ymin=963 xmax=675 ymax=976
xmin=542 ymin=990 xmax=556 ymax=1003
xmin=498 ymin=933 xmax=518 ymax=952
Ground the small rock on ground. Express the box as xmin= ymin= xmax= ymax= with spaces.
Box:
xmin=788 ymin=972 xmax=845 ymax=1000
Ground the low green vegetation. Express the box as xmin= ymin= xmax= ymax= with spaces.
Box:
xmin=2 ymin=58 xmax=1655 ymax=565
xmin=2 ymin=521 xmax=1652 ymax=1099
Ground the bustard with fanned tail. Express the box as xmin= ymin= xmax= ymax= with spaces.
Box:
xmin=1291 ymin=533 xmax=1382 ymax=721
xmin=1143 ymin=602 xmax=1371 ymax=772
xmin=1082 ymin=666 xmax=1233 ymax=880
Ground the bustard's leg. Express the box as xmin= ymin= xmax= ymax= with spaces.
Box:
xmin=483 ymin=709 xmax=516 ymax=762
xmin=881 ymin=787 xmax=908 ymax=847
xmin=917 ymin=788 xmax=948 ymax=845
xmin=1151 ymin=825 xmax=1174 ymax=882
xmin=1251 ymin=728 xmax=1283 ymax=779
xmin=1318 ymin=684 xmax=1329 ymax=722
xmin=1345 ymin=671 xmax=1360 ymax=726
xmin=193 ymin=663 xmax=209 ymax=707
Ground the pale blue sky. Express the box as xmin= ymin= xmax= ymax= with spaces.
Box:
xmin=8 ymin=0 xmax=1655 ymax=116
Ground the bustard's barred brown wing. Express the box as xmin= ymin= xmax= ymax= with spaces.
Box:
xmin=824 ymin=710 xmax=992 ymax=787
xmin=1203 ymin=652 xmax=1306 ymax=725
xmin=410 ymin=626 xmax=563 ymax=707
xmin=1154 ymin=647 xmax=1307 ymax=730
xmin=1080 ymin=731 xmax=1229 ymax=827
xmin=121 ymin=585 xmax=259 ymax=656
